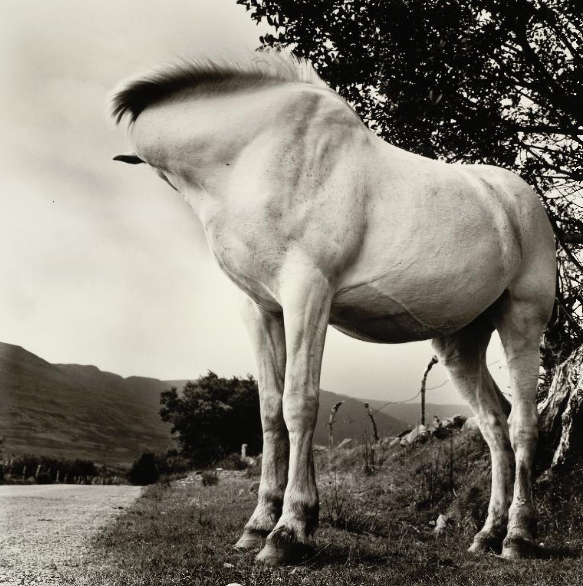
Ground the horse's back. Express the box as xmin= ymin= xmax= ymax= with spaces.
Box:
xmin=129 ymin=78 xmax=555 ymax=333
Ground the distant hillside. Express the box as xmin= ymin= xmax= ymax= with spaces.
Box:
xmin=0 ymin=342 xmax=173 ymax=466
xmin=358 ymin=398 xmax=473 ymax=428
xmin=0 ymin=342 xmax=471 ymax=467
xmin=166 ymin=380 xmax=410 ymax=446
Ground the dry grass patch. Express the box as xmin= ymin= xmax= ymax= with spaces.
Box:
xmin=61 ymin=438 xmax=583 ymax=585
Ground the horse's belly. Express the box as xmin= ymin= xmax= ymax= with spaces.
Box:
xmin=330 ymin=280 xmax=492 ymax=343
xmin=329 ymin=310 xmax=440 ymax=343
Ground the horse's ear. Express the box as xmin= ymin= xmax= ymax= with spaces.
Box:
xmin=113 ymin=152 xmax=144 ymax=165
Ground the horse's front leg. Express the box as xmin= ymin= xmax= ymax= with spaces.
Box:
xmin=256 ymin=278 xmax=332 ymax=565
xmin=236 ymin=298 xmax=288 ymax=550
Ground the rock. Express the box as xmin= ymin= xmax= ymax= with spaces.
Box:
xmin=313 ymin=444 xmax=328 ymax=452
xmin=223 ymin=562 xmax=234 ymax=568
xmin=402 ymin=424 xmax=429 ymax=445
xmin=380 ymin=437 xmax=397 ymax=448
xmin=452 ymin=414 xmax=467 ymax=427
xmin=389 ymin=438 xmax=401 ymax=448
xmin=430 ymin=416 xmax=450 ymax=438
xmin=337 ymin=438 xmax=355 ymax=450
xmin=434 ymin=514 xmax=450 ymax=535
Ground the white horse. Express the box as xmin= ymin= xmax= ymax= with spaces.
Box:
xmin=110 ymin=51 xmax=556 ymax=565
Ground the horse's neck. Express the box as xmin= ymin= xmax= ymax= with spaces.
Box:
xmin=134 ymin=85 xmax=325 ymax=192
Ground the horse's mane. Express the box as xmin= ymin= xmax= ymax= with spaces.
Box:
xmin=110 ymin=50 xmax=327 ymax=126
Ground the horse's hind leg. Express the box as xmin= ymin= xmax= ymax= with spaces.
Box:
xmin=490 ymin=285 xmax=553 ymax=559
xmin=235 ymin=298 xmax=288 ymax=549
xmin=432 ymin=318 xmax=514 ymax=553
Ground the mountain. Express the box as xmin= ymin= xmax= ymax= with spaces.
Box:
xmin=165 ymin=380 xmax=471 ymax=445
xmin=166 ymin=380 xmax=411 ymax=446
xmin=0 ymin=342 xmax=174 ymax=466
xmin=0 ymin=342 xmax=470 ymax=467
xmin=357 ymin=398 xmax=473 ymax=428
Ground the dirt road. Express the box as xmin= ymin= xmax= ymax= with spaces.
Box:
xmin=0 ymin=484 xmax=141 ymax=584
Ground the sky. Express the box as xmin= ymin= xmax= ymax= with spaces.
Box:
xmin=0 ymin=0 xmax=509 ymax=407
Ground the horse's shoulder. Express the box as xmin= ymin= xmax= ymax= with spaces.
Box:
xmin=460 ymin=164 xmax=529 ymax=190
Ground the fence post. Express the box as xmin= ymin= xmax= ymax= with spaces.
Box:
xmin=328 ymin=401 xmax=345 ymax=448
xmin=420 ymin=356 xmax=439 ymax=426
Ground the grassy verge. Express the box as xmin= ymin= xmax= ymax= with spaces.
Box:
xmin=63 ymin=434 xmax=583 ymax=585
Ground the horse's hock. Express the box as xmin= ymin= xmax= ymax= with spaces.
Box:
xmin=539 ymin=344 xmax=583 ymax=468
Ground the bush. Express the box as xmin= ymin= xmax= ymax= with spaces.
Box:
xmin=159 ymin=372 xmax=262 ymax=467
xmin=4 ymin=455 xmax=99 ymax=484
xmin=245 ymin=455 xmax=262 ymax=478
xmin=36 ymin=472 xmax=53 ymax=485
xmin=201 ymin=471 xmax=219 ymax=486
xmin=216 ymin=453 xmax=247 ymax=471
xmin=128 ymin=453 xmax=160 ymax=486
xmin=156 ymin=450 xmax=190 ymax=476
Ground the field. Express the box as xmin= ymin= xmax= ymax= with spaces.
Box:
xmin=63 ymin=432 xmax=583 ymax=586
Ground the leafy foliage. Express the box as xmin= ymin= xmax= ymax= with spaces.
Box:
xmin=201 ymin=470 xmax=220 ymax=486
xmin=160 ymin=372 xmax=262 ymax=467
xmin=6 ymin=455 xmax=98 ymax=482
xmin=36 ymin=472 xmax=54 ymax=485
xmin=156 ymin=449 xmax=191 ymax=476
xmin=237 ymin=0 xmax=583 ymax=376
xmin=128 ymin=452 xmax=160 ymax=486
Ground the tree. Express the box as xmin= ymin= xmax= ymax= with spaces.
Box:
xmin=237 ymin=0 xmax=583 ymax=380
xmin=128 ymin=452 xmax=160 ymax=486
xmin=160 ymin=372 xmax=262 ymax=467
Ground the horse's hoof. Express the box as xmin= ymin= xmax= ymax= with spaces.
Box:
xmin=255 ymin=542 xmax=306 ymax=566
xmin=468 ymin=534 xmax=503 ymax=555
xmin=234 ymin=531 xmax=264 ymax=550
xmin=469 ymin=540 xmax=491 ymax=555
xmin=501 ymin=537 xmax=537 ymax=559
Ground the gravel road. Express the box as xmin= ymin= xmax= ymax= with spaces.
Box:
xmin=0 ymin=484 xmax=142 ymax=585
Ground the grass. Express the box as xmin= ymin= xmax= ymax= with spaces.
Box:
xmin=61 ymin=433 xmax=583 ymax=585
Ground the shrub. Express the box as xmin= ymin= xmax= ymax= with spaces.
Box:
xmin=216 ymin=453 xmax=247 ymax=470
xmin=156 ymin=450 xmax=190 ymax=476
xmin=5 ymin=456 xmax=99 ymax=484
xmin=36 ymin=472 xmax=53 ymax=485
xmin=159 ymin=373 xmax=262 ymax=467
xmin=128 ymin=453 xmax=160 ymax=486
xmin=201 ymin=471 xmax=219 ymax=486
xmin=245 ymin=455 xmax=262 ymax=478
